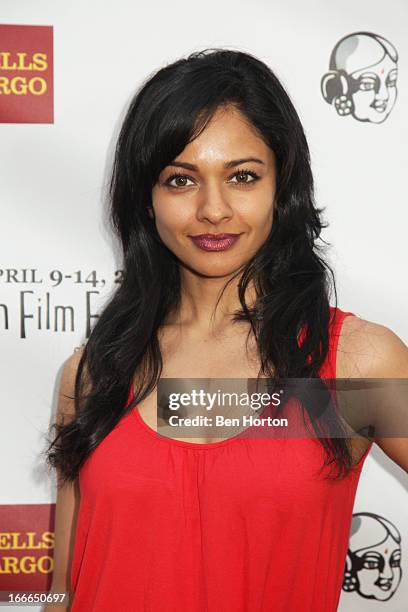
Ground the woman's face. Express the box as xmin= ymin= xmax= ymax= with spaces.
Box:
xmin=151 ymin=105 xmax=277 ymax=278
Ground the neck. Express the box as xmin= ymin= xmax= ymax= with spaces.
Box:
xmin=167 ymin=268 xmax=257 ymax=337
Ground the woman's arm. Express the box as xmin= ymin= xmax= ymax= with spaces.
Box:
xmin=339 ymin=316 xmax=408 ymax=473
xmin=363 ymin=322 xmax=408 ymax=473
xmin=43 ymin=348 xmax=84 ymax=612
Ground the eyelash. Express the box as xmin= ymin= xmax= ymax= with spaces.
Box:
xmin=164 ymin=168 xmax=261 ymax=189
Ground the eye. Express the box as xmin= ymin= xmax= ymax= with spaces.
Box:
xmin=229 ymin=169 xmax=260 ymax=185
xmin=165 ymin=173 xmax=195 ymax=188
xmin=163 ymin=168 xmax=261 ymax=189
xmin=362 ymin=559 xmax=379 ymax=569
xmin=359 ymin=78 xmax=376 ymax=91
xmin=390 ymin=552 xmax=401 ymax=567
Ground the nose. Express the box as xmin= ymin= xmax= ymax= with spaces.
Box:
xmin=377 ymin=77 xmax=389 ymax=101
xmin=380 ymin=561 xmax=394 ymax=580
xmin=195 ymin=180 xmax=234 ymax=225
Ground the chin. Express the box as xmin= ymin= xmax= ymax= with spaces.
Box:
xmin=181 ymin=261 xmax=246 ymax=278
xmin=191 ymin=262 xmax=248 ymax=278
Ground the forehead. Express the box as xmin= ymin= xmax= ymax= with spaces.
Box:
xmin=352 ymin=54 xmax=397 ymax=78
xmin=175 ymin=106 xmax=274 ymax=165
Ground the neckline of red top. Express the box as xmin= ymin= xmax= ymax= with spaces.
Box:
xmin=131 ymin=400 xmax=253 ymax=450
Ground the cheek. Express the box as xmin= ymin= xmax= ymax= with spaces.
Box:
xmin=247 ymin=180 xmax=276 ymax=222
xmin=353 ymin=91 xmax=374 ymax=104
xmin=153 ymin=207 xmax=191 ymax=244
xmin=240 ymin=198 xmax=274 ymax=229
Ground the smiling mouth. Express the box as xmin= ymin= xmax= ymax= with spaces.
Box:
xmin=373 ymin=102 xmax=387 ymax=112
xmin=378 ymin=582 xmax=392 ymax=591
xmin=188 ymin=233 xmax=243 ymax=252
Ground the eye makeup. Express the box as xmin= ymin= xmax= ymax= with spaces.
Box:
xmin=163 ymin=168 xmax=261 ymax=189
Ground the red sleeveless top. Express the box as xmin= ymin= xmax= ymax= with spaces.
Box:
xmin=69 ymin=306 xmax=373 ymax=611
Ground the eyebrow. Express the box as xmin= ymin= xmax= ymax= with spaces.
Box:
xmin=167 ymin=157 xmax=266 ymax=171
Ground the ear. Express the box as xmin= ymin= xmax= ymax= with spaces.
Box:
xmin=147 ymin=206 xmax=155 ymax=219
xmin=342 ymin=551 xmax=358 ymax=592
xmin=321 ymin=70 xmax=349 ymax=103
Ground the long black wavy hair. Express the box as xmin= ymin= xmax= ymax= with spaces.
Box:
xmin=45 ymin=47 xmax=357 ymax=486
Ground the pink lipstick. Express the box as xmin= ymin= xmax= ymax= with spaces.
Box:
xmin=189 ymin=233 xmax=242 ymax=252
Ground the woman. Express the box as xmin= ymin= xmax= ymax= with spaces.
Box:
xmin=45 ymin=48 xmax=408 ymax=611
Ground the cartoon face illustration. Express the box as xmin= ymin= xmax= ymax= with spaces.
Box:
xmin=343 ymin=512 xmax=402 ymax=601
xmin=321 ymin=32 xmax=398 ymax=123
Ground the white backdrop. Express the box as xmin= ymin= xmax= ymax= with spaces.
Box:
xmin=1 ymin=1 xmax=407 ymax=610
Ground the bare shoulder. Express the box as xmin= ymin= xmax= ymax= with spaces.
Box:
xmin=61 ymin=344 xmax=87 ymax=386
xmin=337 ymin=314 xmax=408 ymax=378
xmin=57 ymin=344 xmax=87 ymax=424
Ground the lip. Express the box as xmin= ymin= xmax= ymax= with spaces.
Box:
xmin=373 ymin=102 xmax=387 ymax=112
xmin=188 ymin=233 xmax=243 ymax=252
